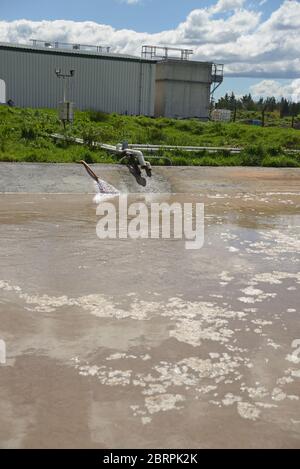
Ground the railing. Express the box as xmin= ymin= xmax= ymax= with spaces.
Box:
xmin=142 ymin=45 xmax=193 ymax=61
xmin=30 ymin=39 xmax=111 ymax=54
xmin=212 ymin=64 xmax=224 ymax=83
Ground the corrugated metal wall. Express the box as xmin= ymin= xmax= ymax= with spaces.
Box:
xmin=0 ymin=78 xmax=5 ymax=103
xmin=0 ymin=46 xmax=156 ymax=115
xmin=154 ymin=60 xmax=212 ymax=119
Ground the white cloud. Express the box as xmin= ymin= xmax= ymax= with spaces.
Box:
xmin=121 ymin=0 xmax=141 ymax=4
xmin=211 ymin=0 xmax=246 ymax=13
xmin=251 ymin=79 xmax=300 ymax=100
xmin=176 ymin=7 xmax=260 ymax=44
xmin=0 ymin=0 xmax=299 ymax=80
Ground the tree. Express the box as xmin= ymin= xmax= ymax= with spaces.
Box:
xmin=241 ymin=94 xmax=256 ymax=111
xmin=265 ymin=97 xmax=276 ymax=112
xmin=257 ymin=98 xmax=268 ymax=127
xmin=280 ymin=98 xmax=290 ymax=118
xmin=215 ymin=92 xmax=300 ymax=125
xmin=291 ymin=103 xmax=298 ymax=128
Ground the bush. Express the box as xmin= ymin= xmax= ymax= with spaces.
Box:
xmin=136 ymin=116 xmax=153 ymax=128
xmin=209 ymin=122 xmax=225 ymax=135
xmin=25 ymin=153 xmax=39 ymax=162
xmin=198 ymin=157 xmax=220 ymax=166
xmin=172 ymin=156 xmax=190 ymax=166
xmin=175 ymin=121 xmax=194 ymax=132
xmin=21 ymin=124 xmax=37 ymax=141
xmin=192 ymin=124 xmax=205 ymax=135
xmin=147 ymin=127 xmax=166 ymax=143
xmin=262 ymin=156 xmax=300 ymax=168
xmin=221 ymin=149 xmax=232 ymax=158
xmin=194 ymin=150 xmax=207 ymax=158
xmin=81 ymin=150 xmax=96 ymax=164
xmin=88 ymin=110 xmax=110 ymax=122
xmin=0 ymin=125 xmax=11 ymax=151
xmin=268 ymin=146 xmax=283 ymax=156
xmin=82 ymin=126 xmax=100 ymax=149
xmin=241 ymin=145 xmax=266 ymax=166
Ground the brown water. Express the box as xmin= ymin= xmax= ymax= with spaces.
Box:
xmin=0 ymin=164 xmax=300 ymax=448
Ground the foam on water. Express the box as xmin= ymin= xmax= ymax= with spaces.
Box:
xmin=2 ymin=277 xmax=300 ymax=425
xmin=93 ymin=180 xmax=119 ymax=204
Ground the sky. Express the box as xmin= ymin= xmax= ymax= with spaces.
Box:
xmin=0 ymin=0 xmax=300 ymax=100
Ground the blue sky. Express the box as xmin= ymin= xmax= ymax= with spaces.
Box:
xmin=0 ymin=1 xmax=299 ymax=100
xmin=0 ymin=0 xmax=283 ymax=33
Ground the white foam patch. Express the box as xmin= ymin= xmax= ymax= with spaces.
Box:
xmin=145 ymin=394 xmax=185 ymax=415
xmin=252 ymin=272 xmax=300 ymax=285
xmin=241 ymin=287 xmax=264 ymax=297
xmin=228 ymin=247 xmax=239 ymax=253
xmin=237 ymin=402 xmax=261 ymax=421
xmin=267 ymin=339 xmax=281 ymax=350
xmin=272 ymin=388 xmax=287 ymax=402
xmin=222 ymin=394 xmax=242 ymax=406
xmin=246 ymin=230 xmax=300 ymax=258
xmin=256 ymin=403 xmax=278 ymax=409
xmin=238 ymin=297 xmax=256 ymax=304
xmin=141 ymin=417 xmax=152 ymax=425
xmin=243 ymin=386 xmax=268 ymax=400
xmin=239 ymin=287 xmax=277 ymax=304
xmin=0 ymin=281 xmax=21 ymax=292
xmin=219 ymin=272 xmax=234 ymax=282
xmin=252 ymin=320 xmax=272 ymax=326
xmin=77 ymin=363 xmax=132 ymax=386
xmin=162 ymin=300 xmax=246 ymax=347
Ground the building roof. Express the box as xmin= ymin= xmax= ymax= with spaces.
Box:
xmin=0 ymin=41 xmax=155 ymax=64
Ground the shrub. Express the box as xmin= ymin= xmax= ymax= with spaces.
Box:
xmin=25 ymin=153 xmax=39 ymax=162
xmin=88 ymin=110 xmax=110 ymax=122
xmin=194 ymin=150 xmax=207 ymax=158
xmin=175 ymin=121 xmax=194 ymax=132
xmin=209 ymin=122 xmax=224 ymax=135
xmin=81 ymin=150 xmax=96 ymax=164
xmin=262 ymin=156 xmax=300 ymax=168
xmin=0 ymin=125 xmax=11 ymax=151
xmin=147 ymin=127 xmax=166 ymax=144
xmin=241 ymin=145 xmax=266 ymax=166
xmin=171 ymin=156 xmax=190 ymax=166
xmin=192 ymin=124 xmax=205 ymax=135
xmin=21 ymin=124 xmax=37 ymax=141
xmin=82 ymin=126 xmax=100 ymax=149
xmin=198 ymin=157 xmax=220 ymax=166
xmin=221 ymin=149 xmax=232 ymax=158
xmin=267 ymin=146 xmax=283 ymax=156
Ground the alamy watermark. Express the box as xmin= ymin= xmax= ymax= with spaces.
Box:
xmin=0 ymin=339 xmax=6 ymax=365
xmin=95 ymin=194 xmax=205 ymax=250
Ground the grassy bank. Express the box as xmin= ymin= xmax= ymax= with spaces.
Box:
xmin=1 ymin=106 xmax=300 ymax=167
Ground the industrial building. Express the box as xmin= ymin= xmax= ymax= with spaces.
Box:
xmin=0 ymin=40 xmax=223 ymax=119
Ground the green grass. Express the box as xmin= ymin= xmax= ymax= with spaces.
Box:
xmin=0 ymin=105 xmax=300 ymax=167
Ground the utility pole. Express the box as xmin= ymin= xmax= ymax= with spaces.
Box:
xmin=55 ymin=69 xmax=75 ymax=127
